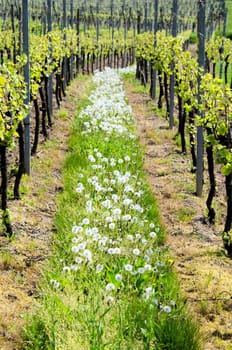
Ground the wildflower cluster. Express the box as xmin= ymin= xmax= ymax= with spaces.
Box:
xmin=40 ymin=68 xmax=201 ymax=349
xmin=53 ymin=68 xmax=175 ymax=316
xmin=79 ymin=68 xmax=135 ymax=139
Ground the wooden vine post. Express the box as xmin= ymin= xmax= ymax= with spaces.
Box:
xmin=196 ymin=0 xmax=206 ymax=197
xmin=70 ymin=0 xmax=75 ymax=80
xmin=123 ymin=1 xmax=127 ymax=68
xmin=169 ymin=0 xmax=178 ymax=129
xmin=150 ymin=0 xmax=159 ymax=100
xmin=110 ymin=0 xmax=114 ymax=68
xmin=76 ymin=8 xmax=80 ymax=74
xmin=219 ymin=1 xmax=227 ymax=79
xmin=144 ymin=1 xmax=148 ymax=32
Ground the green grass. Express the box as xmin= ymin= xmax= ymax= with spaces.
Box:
xmin=22 ymin=71 xmax=201 ymax=350
xmin=177 ymin=207 xmax=195 ymax=223
xmin=226 ymin=0 xmax=232 ymax=37
xmin=123 ymin=72 xmax=151 ymax=95
xmin=57 ymin=109 xmax=69 ymax=120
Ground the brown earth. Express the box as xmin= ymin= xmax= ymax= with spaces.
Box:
xmin=124 ymin=78 xmax=232 ymax=350
xmin=0 ymin=76 xmax=90 ymax=350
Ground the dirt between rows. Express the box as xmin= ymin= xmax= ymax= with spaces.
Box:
xmin=124 ymin=80 xmax=232 ymax=350
xmin=0 ymin=78 xmax=85 ymax=350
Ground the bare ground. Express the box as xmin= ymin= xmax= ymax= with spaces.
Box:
xmin=124 ymin=80 xmax=232 ymax=350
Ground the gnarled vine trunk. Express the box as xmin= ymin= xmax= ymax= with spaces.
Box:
xmin=158 ymin=71 xmax=164 ymax=109
xmin=222 ymin=129 xmax=232 ymax=256
xmin=177 ymin=95 xmax=187 ymax=154
xmin=224 ymin=172 xmax=232 ymax=256
xmin=188 ymin=106 xmax=196 ymax=172
xmin=14 ymin=122 xmax=25 ymax=199
xmin=0 ymin=144 xmax=13 ymax=236
xmin=205 ymin=128 xmax=216 ymax=224
xmin=39 ymin=86 xmax=49 ymax=139
xmin=164 ymin=72 xmax=170 ymax=120
xmin=31 ymin=98 xmax=40 ymax=155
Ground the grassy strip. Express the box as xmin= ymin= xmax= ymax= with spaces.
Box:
xmin=226 ymin=0 xmax=232 ymax=37
xmin=23 ymin=68 xmax=201 ymax=350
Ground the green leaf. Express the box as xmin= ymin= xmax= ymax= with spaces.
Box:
xmin=217 ymin=122 xmax=228 ymax=136
xmin=222 ymin=163 xmax=232 ymax=176
xmin=206 ymin=134 xmax=217 ymax=146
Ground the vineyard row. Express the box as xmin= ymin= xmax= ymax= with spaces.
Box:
xmin=135 ymin=30 xmax=232 ymax=256
xmin=1 ymin=23 xmax=232 ymax=255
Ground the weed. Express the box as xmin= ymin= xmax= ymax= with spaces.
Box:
xmin=22 ymin=316 xmax=53 ymax=350
xmin=0 ymin=251 xmax=15 ymax=270
xmin=199 ymin=300 xmax=209 ymax=316
xmin=189 ymin=32 xmax=197 ymax=44
xmin=44 ymin=138 xmax=59 ymax=150
xmin=57 ymin=110 xmax=69 ymax=119
xmin=177 ymin=207 xmax=195 ymax=223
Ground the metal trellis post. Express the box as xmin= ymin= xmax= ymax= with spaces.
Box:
xmin=22 ymin=0 xmax=30 ymax=175
xmin=63 ymin=0 xmax=67 ymax=89
xmin=47 ymin=0 xmax=53 ymax=117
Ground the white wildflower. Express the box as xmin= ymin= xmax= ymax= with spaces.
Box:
xmin=115 ymin=274 xmax=123 ymax=281
xmin=114 ymin=247 xmax=121 ymax=254
xmin=63 ymin=266 xmax=70 ymax=273
xmin=124 ymin=264 xmax=133 ymax=272
xmin=72 ymin=237 xmax=82 ymax=244
xmin=105 ymin=216 xmax=113 ymax=223
xmin=96 ymin=264 xmax=104 ymax=273
xmin=144 ymin=264 xmax=152 ymax=271
xmin=162 ymin=305 xmax=172 ymax=313
xmin=83 ymin=249 xmax=92 ymax=263
xmin=82 ymin=218 xmax=90 ymax=225
xmin=113 ymin=208 xmax=121 ymax=217
xmin=106 ymin=296 xmax=114 ymax=304
xmin=88 ymin=155 xmax=96 ymax=163
xmin=70 ymin=265 xmax=79 ymax=271
xmin=122 ymin=214 xmax=131 ymax=221
xmin=137 ymin=267 xmax=145 ymax=274
xmin=149 ymin=232 xmax=157 ymax=239
xmin=72 ymin=246 xmax=79 ymax=253
xmin=144 ymin=255 xmax=150 ymax=262
xmin=124 ymin=155 xmax=131 ymax=162
xmin=102 ymin=199 xmax=112 ymax=209
xmin=109 ymin=222 xmax=115 ymax=230
xmin=133 ymin=248 xmax=140 ymax=256
xmin=50 ymin=279 xmax=60 ymax=289
xmin=75 ymin=257 xmax=83 ymax=264
xmin=111 ymin=194 xmax=119 ymax=202
xmin=106 ymin=283 xmax=115 ymax=292
xmin=72 ymin=225 xmax=83 ymax=234
xmin=123 ymin=198 xmax=133 ymax=206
